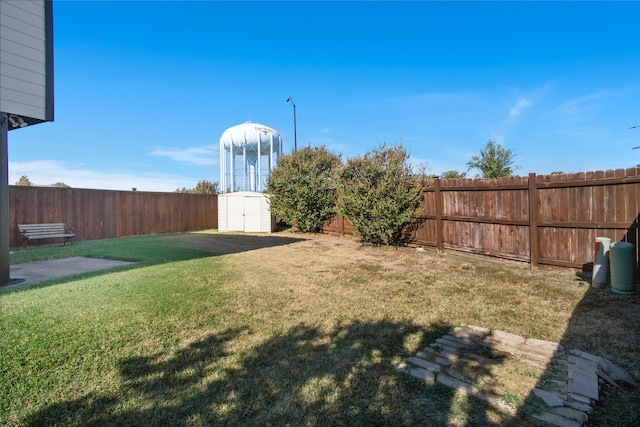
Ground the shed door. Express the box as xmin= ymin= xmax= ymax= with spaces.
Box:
xmin=244 ymin=197 xmax=262 ymax=232
xmin=227 ymin=196 xmax=244 ymax=231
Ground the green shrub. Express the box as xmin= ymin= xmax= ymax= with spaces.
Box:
xmin=337 ymin=144 xmax=424 ymax=246
xmin=267 ymin=146 xmax=342 ymax=232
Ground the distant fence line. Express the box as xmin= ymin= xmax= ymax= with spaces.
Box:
xmin=325 ymin=169 xmax=640 ymax=273
xmin=8 ymin=186 xmax=218 ymax=247
xmin=9 ymin=168 xmax=640 ymax=275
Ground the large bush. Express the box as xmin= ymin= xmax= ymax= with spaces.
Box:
xmin=266 ymin=146 xmax=342 ymax=232
xmin=337 ymin=144 xmax=424 ymax=246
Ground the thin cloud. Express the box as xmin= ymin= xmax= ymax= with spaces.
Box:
xmin=504 ymin=82 xmax=554 ymax=121
xmin=555 ymin=91 xmax=607 ymax=118
xmin=509 ymin=98 xmax=532 ymax=119
xmin=9 ymin=160 xmax=197 ymax=192
xmin=150 ymin=145 xmax=218 ymax=166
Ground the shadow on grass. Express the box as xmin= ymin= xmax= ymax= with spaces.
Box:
xmin=4 ymin=232 xmax=307 ymax=293
xmin=21 ymin=320 xmax=510 ymax=426
xmin=176 ymin=232 xmax=310 ymax=257
xmin=519 ymin=268 xmax=640 ymax=426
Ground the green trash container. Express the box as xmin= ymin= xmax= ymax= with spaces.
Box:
xmin=610 ymin=242 xmax=636 ymax=295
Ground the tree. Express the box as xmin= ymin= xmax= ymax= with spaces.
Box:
xmin=440 ymin=170 xmax=467 ymax=179
xmin=15 ymin=175 xmax=32 ymax=186
xmin=466 ymin=140 xmax=516 ymax=178
xmin=266 ymin=146 xmax=342 ymax=233
xmin=52 ymin=182 xmax=70 ymax=188
xmin=192 ymin=180 xmax=218 ymax=194
xmin=175 ymin=180 xmax=218 ymax=194
xmin=337 ymin=144 xmax=425 ymax=246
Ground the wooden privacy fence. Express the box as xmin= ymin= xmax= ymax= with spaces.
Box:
xmin=325 ymin=168 xmax=640 ymax=273
xmin=8 ymin=186 xmax=218 ymax=247
xmin=8 ymin=168 xmax=640 ymax=274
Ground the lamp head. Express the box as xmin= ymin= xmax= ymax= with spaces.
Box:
xmin=8 ymin=115 xmax=27 ymax=128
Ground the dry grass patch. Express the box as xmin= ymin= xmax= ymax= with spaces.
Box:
xmin=213 ymin=232 xmax=639 ymax=425
xmin=218 ymin=233 xmax=587 ymax=340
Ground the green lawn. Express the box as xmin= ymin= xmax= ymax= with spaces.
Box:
xmin=2 ymin=231 xmax=638 ymax=426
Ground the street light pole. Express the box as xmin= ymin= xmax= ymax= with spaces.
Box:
xmin=286 ymin=97 xmax=297 ymax=152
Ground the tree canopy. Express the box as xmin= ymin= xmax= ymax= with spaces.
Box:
xmin=440 ymin=170 xmax=467 ymax=179
xmin=466 ymin=140 xmax=517 ymax=178
xmin=15 ymin=175 xmax=32 ymax=186
xmin=175 ymin=180 xmax=218 ymax=194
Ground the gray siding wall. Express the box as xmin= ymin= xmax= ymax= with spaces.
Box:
xmin=0 ymin=0 xmax=48 ymax=121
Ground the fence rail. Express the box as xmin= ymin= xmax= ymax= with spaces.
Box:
xmin=9 ymin=168 xmax=640 ymax=275
xmin=325 ymin=168 xmax=640 ymax=273
xmin=8 ymin=186 xmax=218 ymax=247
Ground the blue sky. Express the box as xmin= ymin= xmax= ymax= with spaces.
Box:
xmin=7 ymin=0 xmax=640 ymax=191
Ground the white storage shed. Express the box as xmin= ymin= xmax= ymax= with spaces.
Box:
xmin=218 ymin=191 xmax=275 ymax=233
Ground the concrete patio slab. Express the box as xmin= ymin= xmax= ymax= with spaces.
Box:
xmin=8 ymin=257 xmax=134 ymax=285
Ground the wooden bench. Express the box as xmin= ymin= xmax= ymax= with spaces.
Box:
xmin=17 ymin=223 xmax=76 ymax=249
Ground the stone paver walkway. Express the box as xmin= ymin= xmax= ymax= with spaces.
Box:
xmin=398 ymin=325 xmax=637 ymax=427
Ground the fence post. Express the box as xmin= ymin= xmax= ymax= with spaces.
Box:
xmin=528 ymin=173 xmax=539 ymax=269
xmin=435 ymin=178 xmax=444 ymax=252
